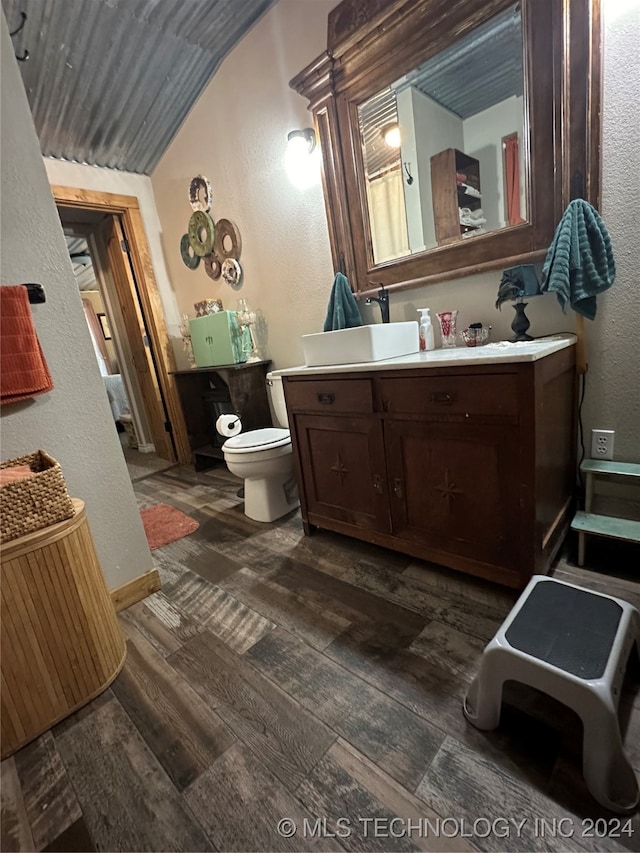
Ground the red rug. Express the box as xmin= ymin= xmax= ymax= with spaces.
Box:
xmin=140 ymin=503 xmax=199 ymax=550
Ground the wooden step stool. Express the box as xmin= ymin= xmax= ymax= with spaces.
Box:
xmin=572 ymin=460 xmax=640 ymax=567
xmin=463 ymin=575 xmax=640 ymax=813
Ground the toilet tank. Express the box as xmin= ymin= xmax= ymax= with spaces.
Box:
xmin=267 ymin=372 xmax=289 ymax=428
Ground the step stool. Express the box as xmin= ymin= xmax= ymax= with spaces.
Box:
xmin=463 ymin=575 xmax=640 ymax=813
xmin=572 ymin=460 xmax=640 ymax=567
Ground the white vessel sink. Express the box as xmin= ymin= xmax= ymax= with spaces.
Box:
xmin=302 ymin=322 xmax=419 ymax=367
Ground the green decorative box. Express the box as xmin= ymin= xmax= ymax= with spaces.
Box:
xmin=189 ymin=311 xmax=248 ymax=367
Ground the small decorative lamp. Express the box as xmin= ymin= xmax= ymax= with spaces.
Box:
xmin=495 ymin=265 xmax=542 ymax=341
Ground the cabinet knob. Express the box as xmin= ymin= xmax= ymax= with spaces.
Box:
xmin=317 ymin=393 xmax=335 ymax=405
xmin=392 ymin=478 xmax=403 ymax=499
xmin=373 ymin=474 xmax=384 ymax=493
xmin=382 ymin=399 xmax=390 ymax=412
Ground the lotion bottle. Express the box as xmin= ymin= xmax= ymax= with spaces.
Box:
xmin=417 ymin=308 xmax=435 ymax=351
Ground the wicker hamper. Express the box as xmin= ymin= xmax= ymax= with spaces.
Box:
xmin=0 ymin=450 xmax=75 ymax=544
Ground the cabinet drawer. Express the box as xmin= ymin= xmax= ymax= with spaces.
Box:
xmin=284 ymin=378 xmax=373 ymax=414
xmin=379 ymin=374 xmax=518 ymax=418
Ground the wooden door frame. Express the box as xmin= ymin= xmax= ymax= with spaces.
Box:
xmin=53 ymin=185 xmax=191 ymax=464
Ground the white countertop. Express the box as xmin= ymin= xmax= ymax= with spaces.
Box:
xmin=273 ymin=334 xmax=576 ymax=377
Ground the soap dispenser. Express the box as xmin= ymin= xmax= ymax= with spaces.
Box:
xmin=417 ymin=308 xmax=435 ymax=351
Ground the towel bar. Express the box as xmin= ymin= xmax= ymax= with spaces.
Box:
xmin=24 ymin=283 xmax=45 ymax=303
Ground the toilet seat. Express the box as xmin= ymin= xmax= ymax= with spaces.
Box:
xmin=222 ymin=427 xmax=290 ymax=454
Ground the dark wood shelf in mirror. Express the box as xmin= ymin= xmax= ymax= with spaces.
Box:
xmin=291 ymin=0 xmax=602 ymax=296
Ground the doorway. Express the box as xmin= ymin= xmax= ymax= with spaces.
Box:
xmin=54 ymin=186 xmax=191 ymax=465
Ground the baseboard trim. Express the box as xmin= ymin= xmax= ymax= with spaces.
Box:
xmin=137 ymin=443 xmax=156 ymax=454
xmin=110 ymin=568 xmax=161 ymax=612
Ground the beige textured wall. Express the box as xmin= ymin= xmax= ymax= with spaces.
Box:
xmin=152 ymin=0 xmax=336 ymax=370
xmin=582 ymin=2 xmax=640 ymax=462
xmin=152 ymin=0 xmax=639 ymax=460
xmin=1 ymin=15 xmax=153 ymax=588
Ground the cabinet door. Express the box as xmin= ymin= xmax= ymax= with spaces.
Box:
xmin=385 ymin=419 xmax=522 ymax=568
xmin=294 ymin=413 xmax=391 ymax=532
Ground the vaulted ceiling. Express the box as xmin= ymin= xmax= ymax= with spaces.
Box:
xmin=3 ymin=0 xmax=278 ymax=174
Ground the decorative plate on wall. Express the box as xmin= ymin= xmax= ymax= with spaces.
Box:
xmin=214 ymin=218 xmax=242 ymax=260
xmin=221 ymin=258 xmax=243 ymax=288
xmin=188 ymin=210 xmax=215 ymax=257
xmin=180 ymin=234 xmax=200 ymax=269
xmin=188 ymin=175 xmax=213 ymax=212
xmin=204 ymin=253 xmax=223 ymax=280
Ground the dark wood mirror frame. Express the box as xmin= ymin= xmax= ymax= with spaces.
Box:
xmin=291 ymin=0 xmax=602 ymax=297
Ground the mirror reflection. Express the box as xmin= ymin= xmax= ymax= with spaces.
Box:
xmin=358 ymin=3 xmax=526 ymax=265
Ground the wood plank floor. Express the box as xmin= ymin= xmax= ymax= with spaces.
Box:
xmin=2 ymin=463 xmax=639 ymax=852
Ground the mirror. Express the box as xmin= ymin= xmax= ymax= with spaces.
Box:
xmin=358 ymin=3 xmax=526 ymax=264
xmin=291 ymin=0 xmax=601 ymax=295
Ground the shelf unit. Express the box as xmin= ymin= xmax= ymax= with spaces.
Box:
xmin=430 ymin=148 xmax=483 ymax=246
xmin=572 ymin=460 xmax=640 ymax=566
xmin=170 ymin=361 xmax=272 ymax=470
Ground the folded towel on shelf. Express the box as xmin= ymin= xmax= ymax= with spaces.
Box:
xmin=323 ymin=272 xmax=362 ymax=332
xmin=0 ymin=285 xmax=53 ymax=406
xmin=541 ymin=199 xmax=615 ymax=320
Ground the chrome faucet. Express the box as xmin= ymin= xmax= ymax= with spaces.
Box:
xmin=365 ymin=286 xmax=390 ymax=323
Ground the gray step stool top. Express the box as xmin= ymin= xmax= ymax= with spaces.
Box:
xmin=505 ymin=581 xmax=623 ymax=680
xmin=465 ymin=576 xmax=640 ymax=813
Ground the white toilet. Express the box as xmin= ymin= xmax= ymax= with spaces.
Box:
xmin=221 ymin=372 xmax=299 ymax=522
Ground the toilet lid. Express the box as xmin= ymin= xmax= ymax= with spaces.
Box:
xmin=223 ymin=427 xmax=290 ymax=452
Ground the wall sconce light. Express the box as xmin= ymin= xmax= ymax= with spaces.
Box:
xmin=287 ymin=128 xmax=316 ymax=154
xmin=285 ymin=127 xmax=319 ymax=189
xmin=381 ymin=123 xmax=401 ymax=148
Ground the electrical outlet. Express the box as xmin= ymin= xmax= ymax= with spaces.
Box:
xmin=591 ymin=429 xmax=615 ymax=461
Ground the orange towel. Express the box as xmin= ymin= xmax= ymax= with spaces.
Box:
xmin=0 ymin=285 xmax=53 ymax=405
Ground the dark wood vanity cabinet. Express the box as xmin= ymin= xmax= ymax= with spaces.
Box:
xmin=285 ymin=378 xmax=390 ymax=531
xmin=283 ymin=347 xmax=576 ymax=588
xmin=294 ymin=413 xmax=391 ymax=533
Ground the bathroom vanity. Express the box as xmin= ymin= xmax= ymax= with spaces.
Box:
xmin=279 ymin=338 xmax=576 ymax=589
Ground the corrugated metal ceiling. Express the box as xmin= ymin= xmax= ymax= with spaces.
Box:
xmin=405 ymin=4 xmax=522 ymax=120
xmin=3 ymin=0 xmax=278 ymax=174
xmin=66 ymin=236 xmax=97 ymax=291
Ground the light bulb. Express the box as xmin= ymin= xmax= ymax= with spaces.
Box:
xmin=285 ymin=130 xmax=320 ymax=190
xmin=382 ymin=124 xmax=401 ymax=148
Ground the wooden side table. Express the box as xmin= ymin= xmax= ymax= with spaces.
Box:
xmin=1 ymin=499 xmax=126 ymax=758
xmin=171 ymin=360 xmax=273 ymax=470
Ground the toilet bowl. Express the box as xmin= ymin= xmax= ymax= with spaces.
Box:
xmin=221 ymin=373 xmax=299 ymax=522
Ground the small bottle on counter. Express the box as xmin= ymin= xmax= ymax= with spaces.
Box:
xmin=417 ymin=308 xmax=435 ymax=351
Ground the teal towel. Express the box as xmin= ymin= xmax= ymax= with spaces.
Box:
xmin=541 ymin=199 xmax=615 ymax=320
xmin=323 ymin=272 xmax=362 ymax=332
